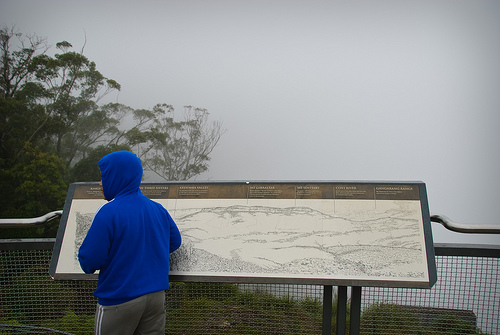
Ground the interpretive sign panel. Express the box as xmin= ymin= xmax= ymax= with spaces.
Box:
xmin=50 ymin=181 xmax=436 ymax=288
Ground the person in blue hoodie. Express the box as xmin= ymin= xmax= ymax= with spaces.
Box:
xmin=78 ymin=150 xmax=181 ymax=335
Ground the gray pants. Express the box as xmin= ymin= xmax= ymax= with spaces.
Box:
xmin=94 ymin=291 xmax=165 ymax=335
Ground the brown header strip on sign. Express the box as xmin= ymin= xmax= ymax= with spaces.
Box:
xmin=73 ymin=185 xmax=105 ymax=199
xmin=73 ymin=184 xmax=171 ymax=199
xmin=72 ymin=183 xmax=421 ymax=201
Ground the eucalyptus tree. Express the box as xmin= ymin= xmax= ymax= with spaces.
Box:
xmin=0 ymin=26 xmax=49 ymax=161
xmin=26 ymin=40 xmax=121 ymax=167
xmin=0 ymin=26 xmax=49 ymax=99
xmin=139 ymin=104 xmax=225 ymax=181
xmin=1 ymin=27 xmax=225 ymax=229
xmin=97 ymin=103 xmax=226 ymax=181
xmin=1 ymin=27 xmax=121 ymax=167
xmin=0 ymin=27 xmax=121 ymax=225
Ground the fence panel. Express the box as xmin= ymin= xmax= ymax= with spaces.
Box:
xmin=362 ymin=246 xmax=499 ymax=335
xmin=0 ymin=240 xmax=498 ymax=335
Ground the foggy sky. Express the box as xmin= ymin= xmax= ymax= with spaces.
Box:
xmin=1 ymin=0 xmax=499 ymax=244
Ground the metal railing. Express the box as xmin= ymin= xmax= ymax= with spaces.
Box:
xmin=3 ymin=210 xmax=499 ymax=233
xmin=0 ymin=211 xmax=62 ymax=228
xmin=430 ymin=214 xmax=500 ymax=234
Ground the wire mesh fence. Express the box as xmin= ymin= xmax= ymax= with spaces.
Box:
xmin=0 ymin=241 xmax=498 ymax=334
xmin=361 ymin=254 xmax=499 ymax=334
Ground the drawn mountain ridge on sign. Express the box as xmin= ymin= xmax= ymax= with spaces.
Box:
xmin=170 ymin=203 xmax=427 ymax=279
xmin=174 ymin=204 xmax=420 ymax=238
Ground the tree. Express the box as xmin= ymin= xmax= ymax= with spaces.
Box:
xmin=1 ymin=27 xmax=121 ymax=167
xmin=0 ymin=143 xmax=67 ymax=237
xmin=0 ymin=27 xmax=49 ymax=162
xmin=141 ymin=104 xmax=225 ymax=181
xmin=0 ymin=27 xmax=122 ymax=233
xmin=0 ymin=96 xmax=47 ymax=161
xmin=69 ymin=143 xmax=130 ymax=182
xmin=69 ymin=103 xmax=226 ymax=182
xmin=0 ymin=27 xmax=226 ymax=238
xmin=25 ymin=41 xmax=121 ymax=167
xmin=2 ymin=26 xmax=225 ymax=184
xmin=0 ymin=26 xmax=49 ymax=99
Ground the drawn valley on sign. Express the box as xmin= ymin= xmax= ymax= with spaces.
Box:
xmin=168 ymin=199 xmax=428 ymax=282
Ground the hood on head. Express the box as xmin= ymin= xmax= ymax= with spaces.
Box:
xmin=98 ymin=151 xmax=143 ymax=200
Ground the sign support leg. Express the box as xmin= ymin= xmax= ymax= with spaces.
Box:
xmin=322 ymin=285 xmax=333 ymax=335
xmin=350 ymin=286 xmax=362 ymax=335
xmin=336 ymin=286 xmax=348 ymax=335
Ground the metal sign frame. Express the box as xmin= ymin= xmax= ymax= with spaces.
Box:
xmin=50 ymin=181 xmax=437 ymax=289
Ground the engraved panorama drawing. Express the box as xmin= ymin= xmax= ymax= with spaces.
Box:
xmin=51 ymin=182 xmax=435 ymax=288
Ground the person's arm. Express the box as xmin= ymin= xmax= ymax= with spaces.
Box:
xmin=167 ymin=212 xmax=182 ymax=253
xmin=78 ymin=209 xmax=112 ymax=274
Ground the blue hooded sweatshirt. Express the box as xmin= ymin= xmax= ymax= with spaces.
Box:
xmin=78 ymin=151 xmax=181 ymax=306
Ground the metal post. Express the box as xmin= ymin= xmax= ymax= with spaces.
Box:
xmin=336 ymin=286 xmax=348 ymax=335
xmin=322 ymin=285 xmax=333 ymax=335
xmin=350 ymin=286 xmax=362 ymax=335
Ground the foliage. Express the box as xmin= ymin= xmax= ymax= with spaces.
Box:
xmin=65 ymin=103 xmax=225 ymax=182
xmin=360 ymin=302 xmax=487 ymax=335
xmin=165 ymin=282 xmax=323 ymax=334
xmin=430 ymin=313 xmax=484 ymax=335
xmin=360 ymin=302 xmax=421 ymax=334
xmin=1 ymin=27 xmax=224 ymax=182
xmin=1 ymin=26 xmax=121 ymax=168
xmin=0 ymin=26 xmax=225 ymax=237
xmin=0 ymin=26 xmax=49 ymax=99
xmin=0 ymin=96 xmax=48 ymax=161
xmin=1 ymin=266 xmax=492 ymax=335
xmin=0 ymin=143 xmax=67 ymax=238
xmin=1 ymin=266 xmax=76 ymax=325
xmin=0 ymin=27 xmax=121 ymax=238
xmin=2 ymin=265 xmax=325 ymax=335
xmin=22 ymin=47 xmax=121 ymax=168
xmin=68 ymin=143 xmax=130 ymax=182
xmin=1 ymin=143 xmax=66 ymax=216
xmin=41 ymin=309 xmax=94 ymax=335
xmin=142 ymin=105 xmax=225 ymax=181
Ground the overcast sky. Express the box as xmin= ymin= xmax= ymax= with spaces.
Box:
xmin=1 ymin=0 xmax=499 ymax=244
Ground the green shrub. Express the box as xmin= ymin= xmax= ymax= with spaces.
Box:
xmin=41 ymin=309 xmax=94 ymax=335
xmin=165 ymin=283 xmax=323 ymax=334
xmin=360 ymin=302 xmax=487 ymax=335
xmin=3 ymin=266 xmax=76 ymax=324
